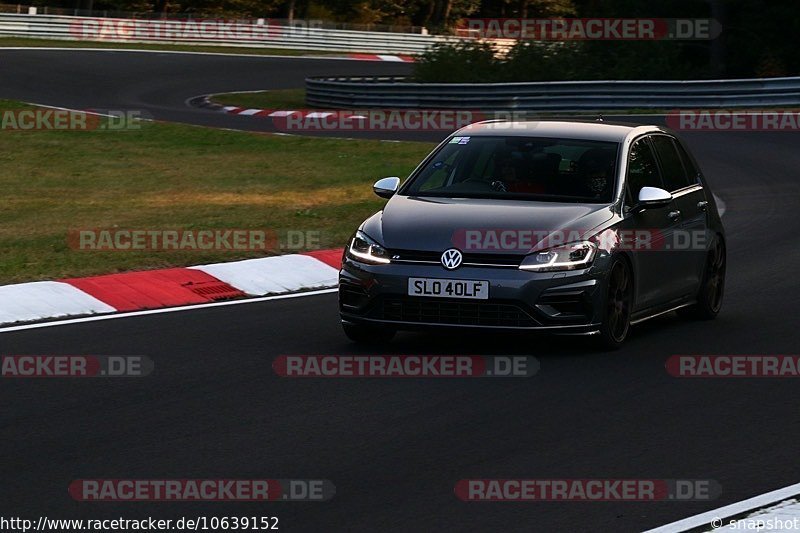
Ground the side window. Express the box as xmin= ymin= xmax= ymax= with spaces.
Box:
xmin=626 ymin=138 xmax=662 ymax=204
xmin=673 ymin=140 xmax=701 ymax=185
xmin=652 ymin=135 xmax=691 ymax=192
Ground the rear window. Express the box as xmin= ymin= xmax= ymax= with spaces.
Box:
xmin=402 ymin=136 xmax=620 ymax=203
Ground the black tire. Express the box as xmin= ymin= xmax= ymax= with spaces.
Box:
xmin=342 ymin=322 xmax=396 ymax=344
xmin=679 ymin=238 xmax=726 ymax=320
xmin=596 ymin=258 xmax=634 ymax=350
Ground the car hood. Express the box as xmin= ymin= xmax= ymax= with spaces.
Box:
xmin=362 ymin=195 xmax=615 ymax=253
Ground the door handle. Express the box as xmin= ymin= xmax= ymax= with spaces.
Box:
xmin=667 ymin=210 xmax=681 ymax=220
xmin=697 ymin=201 xmax=709 ymax=211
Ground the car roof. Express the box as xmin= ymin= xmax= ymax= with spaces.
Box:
xmin=454 ymin=120 xmax=659 ymax=143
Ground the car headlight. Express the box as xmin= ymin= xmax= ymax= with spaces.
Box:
xmin=347 ymin=230 xmax=391 ymax=265
xmin=519 ymin=241 xmax=597 ymax=272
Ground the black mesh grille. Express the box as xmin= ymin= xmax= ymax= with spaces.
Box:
xmin=390 ymin=249 xmax=524 ymax=267
xmin=535 ymin=289 xmax=593 ymax=321
xmin=339 ymin=282 xmax=370 ymax=309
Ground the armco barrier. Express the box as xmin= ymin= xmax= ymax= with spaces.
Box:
xmin=305 ymin=76 xmax=800 ymax=111
xmin=0 ymin=13 xmax=458 ymax=54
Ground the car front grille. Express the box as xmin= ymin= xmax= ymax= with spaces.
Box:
xmin=376 ymin=296 xmax=540 ymax=328
xmin=389 ymin=249 xmax=524 ymax=268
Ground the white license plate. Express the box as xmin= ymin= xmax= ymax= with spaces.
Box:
xmin=407 ymin=278 xmax=489 ymax=300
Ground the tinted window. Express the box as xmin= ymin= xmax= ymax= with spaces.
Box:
xmin=403 ymin=136 xmax=619 ymax=203
xmin=418 ymin=149 xmax=458 ymax=191
xmin=626 ymin=138 xmax=662 ymax=203
xmin=652 ymin=135 xmax=691 ymax=191
xmin=674 ymin=140 xmax=700 ymax=184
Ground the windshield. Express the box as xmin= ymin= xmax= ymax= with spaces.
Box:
xmin=402 ymin=136 xmax=620 ymax=203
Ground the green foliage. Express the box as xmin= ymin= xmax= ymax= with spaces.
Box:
xmin=413 ymin=40 xmax=498 ymax=82
xmin=500 ymin=41 xmax=581 ymax=81
xmin=414 ymin=39 xmax=716 ymax=83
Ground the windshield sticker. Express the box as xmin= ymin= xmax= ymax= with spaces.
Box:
xmin=449 ymin=136 xmax=471 ymax=145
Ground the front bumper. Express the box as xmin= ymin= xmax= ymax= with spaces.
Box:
xmin=339 ymin=256 xmax=611 ymax=333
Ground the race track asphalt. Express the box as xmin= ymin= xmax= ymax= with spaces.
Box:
xmin=0 ymin=48 xmax=423 ymax=139
xmin=1 ymin=48 xmax=800 ymax=532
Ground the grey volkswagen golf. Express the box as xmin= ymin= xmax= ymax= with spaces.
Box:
xmin=339 ymin=121 xmax=725 ymax=348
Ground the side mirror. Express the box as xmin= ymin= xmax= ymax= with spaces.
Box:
xmin=373 ymin=177 xmax=400 ymax=199
xmin=632 ymin=186 xmax=672 ymax=212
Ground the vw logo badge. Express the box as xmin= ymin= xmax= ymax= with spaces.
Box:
xmin=441 ymin=248 xmax=463 ymax=270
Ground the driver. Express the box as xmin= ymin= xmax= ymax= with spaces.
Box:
xmin=494 ymin=153 xmax=545 ymax=194
xmin=581 ymin=154 xmax=614 ymax=198
xmin=494 ymin=155 xmax=517 ymax=180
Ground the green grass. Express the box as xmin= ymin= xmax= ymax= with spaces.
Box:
xmin=0 ymin=37 xmax=340 ymax=56
xmin=212 ymin=89 xmax=308 ymax=110
xmin=0 ymin=100 xmax=433 ymax=284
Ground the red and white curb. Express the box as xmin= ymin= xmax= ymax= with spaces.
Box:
xmin=189 ymin=96 xmax=474 ymax=130
xmin=0 ymin=249 xmax=342 ymax=326
xmin=347 ymin=53 xmax=415 ymax=62
xmin=224 ymin=108 xmax=347 ymax=120
xmin=189 ymin=95 xmax=369 ymax=122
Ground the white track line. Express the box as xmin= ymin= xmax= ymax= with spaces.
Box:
xmin=18 ymin=102 xmax=120 ymax=119
xmin=645 ymin=482 xmax=800 ymax=533
xmin=0 ymin=288 xmax=337 ymax=335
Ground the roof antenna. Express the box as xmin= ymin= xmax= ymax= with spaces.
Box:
xmin=596 ymin=114 xmax=604 ymax=122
